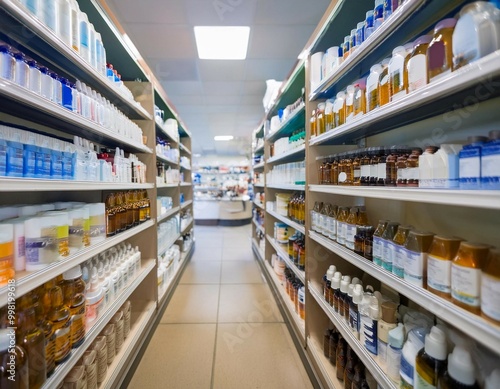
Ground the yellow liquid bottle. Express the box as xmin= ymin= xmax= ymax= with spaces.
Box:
xmin=105 ymin=193 xmax=116 ymax=237
xmin=19 ymin=307 xmax=46 ymax=389
xmin=378 ymin=59 xmax=391 ymax=107
xmin=32 ymin=290 xmax=56 ymax=377
xmin=47 ymin=286 xmax=71 ymax=364
xmin=1 ymin=329 xmax=29 ymax=388
xmin=60 ymin=266 xmax=87 ymax=348
xmin=481 ymin=249 xmax=500 ymax=325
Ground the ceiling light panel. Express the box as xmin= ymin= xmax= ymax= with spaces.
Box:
xmin=194 ymin=26 xmax=250 ymax=60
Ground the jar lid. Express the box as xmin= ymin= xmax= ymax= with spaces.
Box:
xmin=413 ymin=35 xmax=433 ymax=47
xmin=405 ymin=230 xmax=435 ymax=252
xmin=435 ymin=18 xmax=457 ymax=32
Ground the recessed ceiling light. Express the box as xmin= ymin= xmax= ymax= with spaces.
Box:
xmin=214 ymin=135 xmax=234 ymax=141
xmin=194 ymin=26 xmax=250 ymax=60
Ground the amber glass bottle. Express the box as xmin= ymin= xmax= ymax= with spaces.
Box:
xmin=19 ymin=307 xmax=46 ymax=389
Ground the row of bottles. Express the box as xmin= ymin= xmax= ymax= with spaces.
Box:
xmin=105 ymin=190 xmax=150 ymax=237
xmin=310 ymin=2 xmax=500 ymax=136
xmin=287 ymin=192 xmax=306 ymax=225
xmin=311 ymin=202 xmax=500 ymax=325
xmin=272 ymin=253 xmax=305 ymax=321
xmin=320 ymin=265 xmax=500 ymax=387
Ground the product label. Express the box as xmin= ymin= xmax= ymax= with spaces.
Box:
xmin=451 ymin=264 xmax=481 ymax=307
xmin=382 ymin=240 xmax=394 ymax=271
xmin=0 ymin=241 xmax=13 ymax=272
xmin=337 ymin=222 xmax=346 ymax=245
xmin=379 ymin=339 xmax=388 ymax=367
xmin=16 ymin=236 xmax=25 ymax=258
xmin=400 ymin=353 xmax=415 ymax=386
xmin=7 ymin=146 xmax=23 ymax=176
xmin=360 ymin=315 xmax=378 ymax=355
xmin=408 ymin=54 xmax=428 ymax=92
xmin=393 ymin=245 xmax=407 ymax=278
xmin=317 ymin=215 xmax=325 ymax=235
xmin=404 ymin=251 xmax=426 ymax=287
xmin=387 ymin=345 xmax=402 ymax=381
xmin=360 ymin=165 xmax=370 ymax=177
xmin=353 ymin=169 xmax=361 ymax=178
xmin=482 ymin=153 xmax=500 ymax=178
xmin=373 ymin=236 xmax=384 ymax=265
xmin=71 ymin=9 xmax=80 ymax=50
xmin=311 ymin=211 xmax=317 ymax=231
xmin=427 ymin=255 xmax=451 ymax=293
xmin=397 ymin=168 xmax=407 ymax=181
xmin=345 ymin=224 xmax=356 ymax=250
xmin=377 ymin=162 xmax=387 ymax=180
xmin=70 ymin=305 xmax=86 ymax=346
xmin=415 ymin=372 xmax=437 ymax=389
xmin=321 ymin=216 xmax=329 ymax=236
xmin=80 ymin=21 xmax=89 ymax=49
xmin=25 ymin=227 xmax=58 ymax=266
xmin=53 ymin=321 xmax=71 ymax=362
xmin=481 ymin=274 xmax=500 ymax=321
xmin=459 ymin=156 xmax=480 ymax=179
xmin=406 ymin=167 xmax=419 ymax=180
xmin=327 ymin=217 xmax=337 ymax=240
xmin=349 ymin=307 xmax=359 ymax=332
xmin=369 ymin=164 xmax=378 ymax=180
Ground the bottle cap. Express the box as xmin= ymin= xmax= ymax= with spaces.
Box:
xmin=447 ymin=346 xmax=476 ymax=385
xmin=348 ymin=284 xmax=355 ymax=297
xmin=326 ymin=265 xmax=336 ymax=281
xmin=369 ymin=296 xmax=380 ymax=320
xmin=331 ymin=272 xmax=342 ymax=289
xmin=353 ymin=284 xmax=363 ymax=304
xmin=340 ymin=276 xmax=351 ymax=293
xmin=435 ymin=18 xmax=457 ymax=32
xmin=389 ymin=323 xmax=405 ymax=348
xmin=62 ymin=265 xmax=83 ymax=280
xmin=381 ymin=301 xmax=398 ymax=323
xmin=425 ymin=326 xmax=447 ymax=361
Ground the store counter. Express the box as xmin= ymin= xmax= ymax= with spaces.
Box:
xmin=194 ymin=198 xmax=252 ymax=226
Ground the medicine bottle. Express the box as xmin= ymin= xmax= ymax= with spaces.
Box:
xmin=47 ymin=286 xmax=72 ymax=364
xmin=381 ymin=222 xmax=399 ymax=271
xmin=60 ymin=265 xmax=86 ymax=348
xmin=427 ymin=19 xmax=457 ymax=81
xmin=32 ymin=289 xmax=56 ymax=377
xmin=427 ymin=236 xmax=462 ymax=299
xmin=403 ymin=231 xmax=434 ymax=287
xmin=316 ymin=103 xmax=326 ymax=135
xmin=481 ymin=249 xmax=500 ymax=324
xmin=310 ymin=110 xmax=317 ymax=138
xmin=372 ymin=220 xmax=388 ymax=266
xmin=336 ymin=207 xmax=349 ymax=247
xmin=345 ymin=207 xmax=358 ymax=251
xmin=0 ymin=328 xmax=29 ymax=388
xmin=366 ymin=64 xmax=383 ymax=112
xmin=333 ymin=91 xmax=346 ymax=127
xmin=415 ymin=326 xmax=447 ymax=388
xmin=438 ymin=346 xmax=480 ymax=389
xmin=353 ymin=80 xmax=366 ymax=117
xmin=378 ymin=59 xmax=391 ymax=106
xmin=360 ymin=149 xmax=371 ymax=186
xmin=391 ymin=225 xmax=411 ymax=278
xmin=408 ymin=35 xmax=433 ymax=92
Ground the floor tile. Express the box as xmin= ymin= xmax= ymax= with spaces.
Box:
xmin=129 ymin=324 xmax=216 ymax=389
xmin=221 ymin=261 xmax=264 ymax=284
xmin=161 ymin=284 xmax=220 ymax=323
xmin=213 ymin=323 xmax=313 ymax=389
xmin=195 ymin=236 xmax=225 ymax=248
xmin=190 ymin=247 xmax=223 ymax=261
xmin=221 ymin=247 xmax=255 ymax=261
xmin=218 ymin=284 xmax=283 ymax=323
xmin=180 ymin=260 xmax=221 ymax=284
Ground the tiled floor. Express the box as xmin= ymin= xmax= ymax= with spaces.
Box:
xmin=128 ymin=225 xmax=314 ymax=389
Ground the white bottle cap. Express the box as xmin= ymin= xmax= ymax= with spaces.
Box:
xmin=340 ymin=276 xmax=351 ymax=293
xmin=348 ymin=284 xmax=355 ymax=297
xmin=331 ymin=272 xmax=342 ymax=289
xmin=369 ymin=296 xmax=380 ymax=320
xmin=389 ymin=323 xmax=405 ymax=348
xmin=425 ymin=326 xmax=447 ymax=361
xmin=63 ymin=265 xmax=82 ymax=281
xmin=448 ymin=346 xmax=476 ymax=385
xmin=353 ymin=284 xmax=363 ymax=304
xmin=326 ymin=265 xmax=335 ymax=281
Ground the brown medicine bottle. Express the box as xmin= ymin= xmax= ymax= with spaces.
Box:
xmin=427 ymin=236 xmax=462 ymax=299
xmin=18 ymin=307 xmax=46 ymax=389
xmin=353 ymin=151 xmax=361 ymax=186
xmin=336 ymin=335 xmax=347 ymax=381
xmin=385 ymin=146 xmax=401 ymax=186
xmin=481 ymin=249 xmax=500 ymax=324
xmin=310 ymin=110 xmax=317 ymax=137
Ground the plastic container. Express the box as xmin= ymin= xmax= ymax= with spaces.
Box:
xmin=392 ymin=225 xmax=411 ymax=278
xmin=427 ymin=18 xmax=457 ymax=81
xmin=438 ymin=346 xmax=480 ymax=389
xmin=427 ymin=236 xmax=462 ymax=299
xmin=408 ymin=35 xmax=433 ymax=92
xmin=91 ymin=336 xmax=108 ymax=383
xmin=403 ymin=231 xmax=434 ymax=287
xmin=415 ymin=326 xmax=448 ymax=388
xmin=381 ymin=222 xmax=399 ymax=271
xmin=389 ymin=46 xmax=409 ymax=101
xmin=102 ymin=324 xmax=116 ymax=365
xmin=276 ymin=193 xmax=291 ymax=216
xmin=481 ymin=130 xmax=500 ymax=189
xmin=459 ymin=136 xmax=489 ymax=189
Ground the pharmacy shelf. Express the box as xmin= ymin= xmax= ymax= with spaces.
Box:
xmin=266 ymin=235 xmax=305 ymax=284
xmin=0 ymin=178 xmax=154 ymax=192
xmin=179 ymin=143 xmax=191 ymax=155
xmin=266 ymin=184 xmax=306 ymax=191
xmin=180 ymin=164 xmax=191 ymax=171
xmin=253 ymin=183 xmax=265 ymax=188
xmin=309 ymin=230 xmax=500 ymax=353
xmin=267 ymin=144 xmax=305 ymax=165
xmin=253 ymin=144 xmax=265 ymax=155
xmin=157 ymin=182 xmax=179 ymax=189
xmin=41 ymin=258 xmax=156 ymax=389
xmin=180 ymin=182 xmax=193 ymax=187
xmin=194 ymin=186 xmax=220 ymax=191
xmin=253 ymin=161 xmax=265 ymax=170
xmin=309 ymin=283 xmax=397 ymax=389
xmin=266 ymin=104 xmax=306 ymax=142
xmin=264 ymin=260 xmax=305 ymax=344
xmin=307 ymin=336 xmax=344 ymax=389
xmin=309 ymin=185 xmax=500 ymax=210
xmin=309 ymin=50 xmax=500 ymax=146
xmin=253 ymin=200 xmax=264 ymax=210
xmin=0 ymin=0 xmax=152 ymax=120
xmin=252 ymin=218 xmax=265 ymax=236
xmin=181 ymin=217 xmax=194 ymax=234
xmin=158 ymin=233 xmax=181 ymax=258
xmin=267 ymin=209 xmax=305 ymax=234
xmin=310 ymin=0 xmax=425 ymax=100
xmin=0 ymin=79 xmax=153 ymax=153
xmin=155 ymin=122 xmax=179 ymax=145
xmin=158 ymin=242 xmax=194 ymax=306
xmin=252 ymin=238 xmax=265 ymax=263
xmin=265 ymin=60 xmax=305 ymax=116
xmin=157 ymin=154 xmax=179 ymax=166
xmin=0 ymin=220 xmax=155 ymax=306
xmin=101 ymin=301 xmax=157 ymax=389
xmin=180 ymin=200 xmax=193 ymax=209
xmin=157 ymin=207 xmax=180 ymax=224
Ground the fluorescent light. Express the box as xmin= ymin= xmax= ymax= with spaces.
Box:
xmin=214 ymin=135 xmax=234 ymax=141
xmin=194 ymin=26 xmax=250 ymax=60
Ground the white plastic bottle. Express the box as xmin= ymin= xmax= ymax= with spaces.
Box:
xmin=85 ymin=267 xmax=103 ymax=329
xmin=89 ymin=23 xmax=97 ymax=69
xmin=387 ymin=323 xmax=405 ymax=384
xmin=400 ymin=327 xmax=427 ymax=389
xmin=70 ymin=0 xmax=80 ymax=53
xmin=57 ymin=0 xmax=71 ymax=46
xmin=41 ymin=0 xmax=57 ymax=33
xmin=79 ymin=12 xmax=90 ymax=63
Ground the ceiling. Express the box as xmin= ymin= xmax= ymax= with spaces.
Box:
xmin=104 ymin=0 xmax=331 ymax=155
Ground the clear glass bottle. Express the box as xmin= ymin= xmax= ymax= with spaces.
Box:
xmin=345 ymin=207 xmax=359 ymax=251
xmin=381 ymin=222 xmax=400 ymax=271
xmin=396 ymin=152 xmax=408 ymax=187
xmin=344 ymin=153 xmax=354 ymax=186
xmin=336 ymin=207 xmax=349 ymax=247
xmin=316 ymin=103 xmax=326 ymax=135
xmin=325 ymin=99 xmax=334 ymax=132
xmin=337 ymin=153 xmax=347 ymax=185
xmin=353 ymin=80 xmax=367 ymax=117
xmin=334 ymin=92 xmax=347 ymax=127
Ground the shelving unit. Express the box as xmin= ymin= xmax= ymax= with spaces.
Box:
xmin=266 ymin=235 xmax=305 ymax=284
xmin=0 ymin=1 xmax=194 ymax=387
xmin=249 ymin=0 xmax=500 ymax=387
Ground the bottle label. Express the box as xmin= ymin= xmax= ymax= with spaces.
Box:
xmin=360 ymin=315 xmax=377 ymax=355
xmin=482 ymin=153 xmax=500 ymax=178
xmin=408 ymin=54 xmax=428 ymax=92
xmin=397 ymin=168 xmax=407 ymax=181
xmin=393 ymin=245 xmax=407 ymax=278
xmin=354 ymin=169 xmax=361 ymax=178
xmin=400 ymin=353 xmax=415 ymax=386
xmin=377 ymin=162 xmax=387 ymax=180
xmin=80 ymin=21 xmax=89 ymax=49
xmin=337 ymin=222 xmax=345 ymax=245
xmin=369 ymin=163 xmax=378 ymax=179
xmin=379 ymin=339 xmax=388 ymax=366
xmin=53 ymin=321 xmax=71 ymax=362
xmin=361 ymin=165 xmax=370 ymax=177
xmin=387 ymin=345 xmax=402 ymax=381
xmin=373 ymin=236 xmax=383 ymax=265
xmin=404 ymin=251 xmax=426 ymax=287
xmin=427 ymin=255 xmax=451 ymax=293
xmin=328 ymin=217 xmax=337 ymax=240
xmin=380 ymin=74 xmax=389 ymax=86
xmin=451 ymin=264 xmax=481 ymax=307
xmin=481 ymin=273 xmax=500 ymax=320
xmin=382 ymin=239 xmax=394 ymax=271
xmin=70 ymin=305 xmax=86 ymax=346
xmin=349 ymin=307 xmax=359 ymax=332
xmin=71 ymin=9 xmax=80 ymax=50
xmin=345 ymin=224 xmax=356 ymax=249
xmin=415 ymin=372 xmax=437 ymax=389
xmin=459 ymin=156 xmax=480 ymax=179
xmin=406 ymin=167 xmax=419 ymax=180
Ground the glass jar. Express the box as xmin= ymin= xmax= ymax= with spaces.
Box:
xmin=392 ymin=225 xmax=412 ymax=278
xmin=353 ymin=80 xmax=366 ymax=117
xmin=389 ymin=46 xmax=409 ymax=101
xmin=378 ymin=58 xmax=391 ymax=107
xmin=325 ymin=100 xmax=334 ymax=132
xmin=360 ymin=149 xmax=371 ymax=186
xmin=316 ymin=103 xmax=326 ymax=135
xmin=427 ymin=18 xmax=457 ymax=81
xmin=366 ymin=64 xmax=383 ymax=112
xmin=408 ymin=35 xmax=433 ymax=92
xmin=333 ymin=91 xmax=346 ymax=127
xmin=381 ymin=222 xmax=400 ymax=271
xmin=404 ymin=231 xmax=435 ymax=287
xmin=427 ymin=235 xmax=462 ymax=299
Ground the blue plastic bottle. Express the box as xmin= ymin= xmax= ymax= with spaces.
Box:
xmin=22 ymin=132 xmax=37 ymax=178
xmin=0 ymin=45 xmax=15 ymax=81
xmin=481 ymin=130 xmax=500 ymax=190
xmin=365 ymin=10 xmax=375 ymax=39
xmin=35 ymin=136 xmax=52 ymax=179
xmin=0 ymin=130 xmax=7 ymax=176
xmin=459 ymin=136 xmax=489 ymax=189
xmin=356 ymin=22 xmax=365 ymax=47
xmin=62 ymin=145 xmax=74 ymax=180
xmin=6 ymin=129 xmax=24 ymax=177
xmin=374 ymin=0 xmax=384 ymax=30
xmin=50 ymin=141 xmax=63 ymax=180
xmin=61 ymin=78 xmax=73 ymax=110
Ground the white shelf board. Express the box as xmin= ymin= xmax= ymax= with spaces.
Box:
xmin=309 ymin=185 xmax=500 ymax=210
xmin=180 ymin=182 xmax=193 ymax=187
xmin=0 ymin=220 xmax=155 ymax=305
xmin=264 ymin=260 xmax=305 ymax=343
xmin=101 ymin=301 xmax=157 ymax=389
xmin=41 ymin=259 xmax=156 ymax=389
xmin=267 ymin=144 xmax=305 ymax=164
xmin=309 ymin=230 xmax=500 ymax=353
xmin=309 ymin=50 xmax=500 ymax=146
xmin=309 ymin=284 xmax=397 ymax=389
xmin=253 ymin=200 xmax=264 ymax=210
xmin=253 ymin=161 xmax=265 ymax=170
xmin=266 ymin=183 xmax=305 ymax=191
xmin=157 ymin=154 xmax=179 ymax=166
xmin=252 ymin=218 xmax=266 ymax=236
xmin=157 ymin=207 xmax=180 ymax=223
xmin=266 ymin=235 xmax=305 ymax=284
xmin=179 ymin=143 xmax=191 ymax=155
xmin=0 ymin=178 xmax=154 ymax=192
xmin=266 ymin=209 xmax=305 ymax=234
xmin=158 ymin=242 xmax=194 ymax=305
xmin=180 ymin=200 xmax=193 ymax=209
xmin=307 ymin=336 xmax=344 ymax=389
xmin=0 ymin=0 xmax=152 ymax=120
xmin=155 ymin=122 xmax=179 ymax=145
xmin=0 ymin=79 xmax=153 ymax=153
xmin=157 ymin=182 xmax=179 ymax=189
xmin=252 ymin=238 xmax=265 ymax=262
xmin=309 ymin=0 xmax=425 ymax=100
xmin=265 ymin=104 xmax=306 ymax=142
